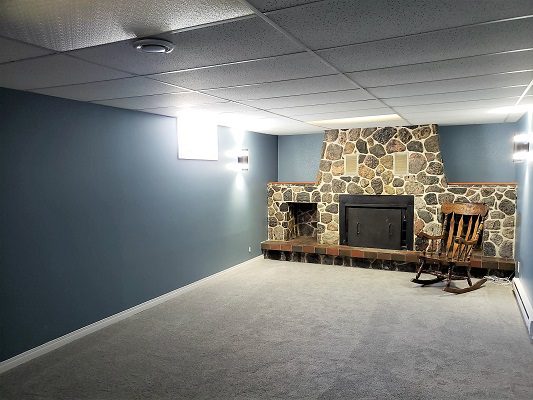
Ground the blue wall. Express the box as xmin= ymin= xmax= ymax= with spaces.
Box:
xmin=439 ymin=124 xmax=516 ymax=182
xmin=0 ymin=88 xmax=277 ymax=361
xmin=514 ymin=112 xmax=533 ymax=305
xmin=277 ymin=133 xmax=323 ymax=182
xmin=277 ymin=125 xmax=517 ymax=183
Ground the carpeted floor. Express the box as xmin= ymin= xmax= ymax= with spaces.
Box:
xmin=1 ymin=258 xmax=532 ymax=399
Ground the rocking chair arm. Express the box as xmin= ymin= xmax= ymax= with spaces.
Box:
xmin=416 ymin=231 xmax=443 ymax=240
xmin=454 ymin=237 xmax=478 ymax=246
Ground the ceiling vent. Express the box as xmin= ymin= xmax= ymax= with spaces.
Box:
xmin=133 ymin=38 xmax=175 ymax=54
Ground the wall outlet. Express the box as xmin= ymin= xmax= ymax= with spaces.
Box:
xmin=248 ymin=246 xmax=252 ymax=253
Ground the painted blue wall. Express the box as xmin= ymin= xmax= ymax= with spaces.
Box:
xmin=0 ymin=88 xmax=277 ymax=361
xmin=438 ymin=123 xmax=516 ymax=182
xmin=514 ymin=112 xmax=533 ymax=304
xmin=277 ymin=133 xmax=323 ymax=182
xmin=277 ymin=125 xmax=516 ymax=183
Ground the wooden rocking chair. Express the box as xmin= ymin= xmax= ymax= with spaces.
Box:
xmin=412 ymin=202 xmax=489 ymax=294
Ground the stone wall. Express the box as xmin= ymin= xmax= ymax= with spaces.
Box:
xmin=267 ymin=125 xmax=517 ymax=258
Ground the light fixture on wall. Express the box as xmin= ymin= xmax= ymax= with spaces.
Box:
xmin=238 ymin=149 xmax=249 ymax=171
xmin=513 ymin=133 xmax=531 ymax=162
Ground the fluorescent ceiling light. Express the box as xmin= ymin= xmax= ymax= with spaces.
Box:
xmin=307 ymin=114 xmax=402 ymax=128
xmin=487 ymin=105 xmax=533 ymax=114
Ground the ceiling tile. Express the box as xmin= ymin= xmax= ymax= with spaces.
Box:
xmin=69 ymin=17 xmax=302 ymax=75
xmin=272 ymin=99 xmax=386 ymax=116
xmin=384 ymin=87 xmax=526 ymax=107
xmin=292 ymin=108 xmax=398 ymax=122
xmin=141 ymin=101 xmax=260 ymax=115
xmin=369 ymin=73 xmax=532 ymax=98
xmin=268 ymin=0 xmax=533 ymax=49
xmin=246 ymin=1 xmax=316 ymax=12
xmin=241 ymin=89 xmax=372 ymax=109
xmin=394 ymin=97 xmax=523 ymax=114
xmin=203 ymin=74 xmax=350 ymax=100
xmin=0 ymin=36 xmax=54 ymax=63
xmin=0 ymin=54 xmax=131 ymax=90
xmin=318 ymin=17 xmax=533 ymax=72
xmin=406 ymin=111 xmax=507 ymax=125
xmin=348 ymin=50 xmax=533 ymax=87
xmin=0 ymin=0 xmax=253 ymax=51
xmin=241 ymin=116 xmax=325 ymax=134
xmin=150 ymin=52 xmax=334 ymax=90
xmin=92 ymin=92 xmax=224 ymax=110
xmin=31 ymin=77 xmax=188 ymax=101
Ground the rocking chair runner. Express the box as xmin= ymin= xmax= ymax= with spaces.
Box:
xmin=412 ymin=202 xmax=489 ymax=294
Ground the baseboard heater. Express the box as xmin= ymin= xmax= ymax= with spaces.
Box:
xmin=513 ymin=278 xmax=533 ymax=339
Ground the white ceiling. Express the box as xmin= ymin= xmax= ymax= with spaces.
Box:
xmin=0 ymin=0 xmax=532 ymax=135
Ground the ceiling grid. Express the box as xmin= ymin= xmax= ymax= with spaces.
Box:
xmin=0 ymin=0 xmax=531 ymax=134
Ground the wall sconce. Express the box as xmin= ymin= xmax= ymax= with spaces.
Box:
xmin=513 ymin=133 xmax=531 ymax=162
xmin=238 ymin=149 xmax=249 ymax=171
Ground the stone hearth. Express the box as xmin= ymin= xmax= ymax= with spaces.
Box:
xmin=267 ymin=125 xmax=516 ymax=258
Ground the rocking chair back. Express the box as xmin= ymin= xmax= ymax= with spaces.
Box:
xmin=437 ymin=202 xmax=489 ymax=262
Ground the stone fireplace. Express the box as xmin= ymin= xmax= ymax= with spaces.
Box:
xmin=267 ymin=125 xmax=517 ymax=259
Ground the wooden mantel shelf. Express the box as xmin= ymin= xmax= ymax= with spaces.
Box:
xmin=268 ymin=181 xmax=317 ymax=185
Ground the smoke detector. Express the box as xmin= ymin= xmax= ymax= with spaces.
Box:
xmin=132 ymin=38 xmax=174 ymax=54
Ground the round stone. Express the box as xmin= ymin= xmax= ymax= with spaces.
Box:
xmin=322 ymin=172 xmax=333 ymax=183
xmin=296 ymin=192 xmax=310 ymax=202
xmin=382 ymin=170 xmax=393 ymax=184
xmin=331 ymin=160 xmax=344 ymax=176
xmin=325 ymin=203 xmax=339 ymax=213
xmin=373 ymin=127 xmax=396 ymax=144
xmin=409 ymin=153 xmax=427 ymax=174
xmin=326 ymin=143 xmax=343 ymax=160
xmin=424 ymin=193 xmax=438 ymax=205
xmin=499 ymin=241 xmax=513 ymax=258
xmin=386 ymin=138 xmax=406 ymax=153
xmin=347 ymin=182 xmax=364 ymax=194
xmin=283 ymin=189 xmax=293 ymax=201
xmin=320 ymin=183 xmax=332 ymax=193
xmin=499 ymin=199 xmax=515 ymax=215
xmin=502 ymin=228 xmax=514 ymax=239
xmin=355 ymin=139 xmax=368 ymax=154
xmin=405 ymin=181 xmax=424 ymax=195
xmin=392 ymin=177 xmax=404 ymax=187
xmin=348 ymin=128 xmax=361 ymax=141
xmin=332 ymin=179 xmax=347 ymax=193
xmin=424 ymin=135 xmax=440 ymax=152
xmin=413 ymin=126 xmax=432 ymax=140
xmin=490 ymin=233 xmax=503 ymax=246
xmin=344 ymin=141 xmax=355 ymax=154
xmin=325 ymin=130 xmax=338 ymax=142
xmin=438 ymin=193 xmax=455 ymax=204
xmin=362 ymin=128 xmax=375 ymax=138
xmin=381 ymin=155 xmax=393 ymax=169
xmin=398 ymin=128 xmax=412 ymax=143
xmin=364 ymin=154 xmax=379 ymax=168
xmin=321 ymin=213 xmax=332 ymax=223
xmin=483 ymin=242 xmax=496 ymax=257
xmin=426 ymin=161 xmax=444 ymax=175
xmin=490 ymin=210 xmax=505 ymax=219
xmin=417 ymin=209 xmax=433 ymax=223
xmin=360 ymin=178 xmax=369 ymax=188
xmin=371 ymin=178 xmax=384 ymax=194
xmin=358 ymin=165 xmax=375 ymax=179
xmin=481 ymin=188 xmax=495 ymax=197
xmin=417 ymin=171 xmax=439 ymax=185
xmin=484 ymin=220 xmax=501 ymax=230
xmin=407 ymin=140 xmax=423 ymax=152
xmin=504 ymin=190 xmax=516 ymax=200
xmin=319 ymin=160 xmax=332 ymax=172
xmin=503 ymin=216 xmax=515 ymax=227
xmin=369 ymin=143 xmax=386 ymax=158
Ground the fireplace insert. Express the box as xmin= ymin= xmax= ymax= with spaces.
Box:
xmin=339 ymin=195 xmax=414 ymax=250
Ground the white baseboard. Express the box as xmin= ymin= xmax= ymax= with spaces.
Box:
xmin=512 ymin=278 xmax=533 ymax=339
xmin=0 ymin=256 xmax=262 ymax=374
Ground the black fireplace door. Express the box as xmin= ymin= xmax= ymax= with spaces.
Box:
xmin=346 ymin=207 xmax=403 ymax=249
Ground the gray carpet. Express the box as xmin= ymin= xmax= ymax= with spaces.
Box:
xmin=1 ymin=258 xmax=532 ymax=399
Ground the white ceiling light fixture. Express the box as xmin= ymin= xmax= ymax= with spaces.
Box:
xmin=307 ymin=114 xmax=403 ymax=129
xmin=133 ymin=38 xmax=175 ymax=54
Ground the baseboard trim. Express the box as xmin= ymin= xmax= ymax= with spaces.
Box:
xmin=512 ymin=278 xmax=533 ymax=339
xmin=0 ymin=256 xmax=262 ymax=374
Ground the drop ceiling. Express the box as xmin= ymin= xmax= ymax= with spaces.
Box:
xmin=0 ymin=0 xmax=532 ymax=134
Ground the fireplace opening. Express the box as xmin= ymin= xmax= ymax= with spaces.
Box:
xmin=339 ymin=195 xmax=414 ymax=250
xmin=288 ymin=202 xmax=318 ymax=240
